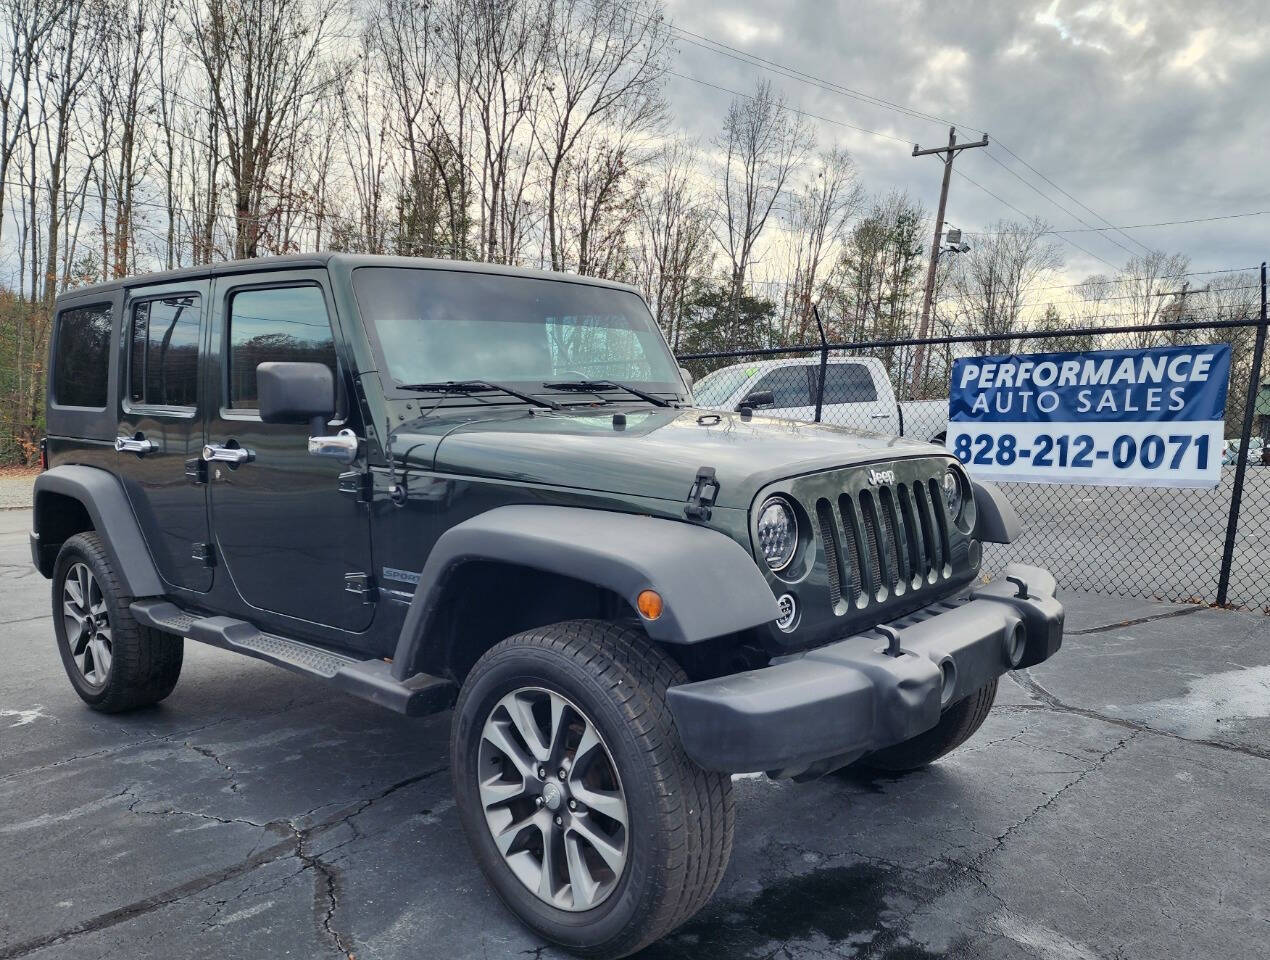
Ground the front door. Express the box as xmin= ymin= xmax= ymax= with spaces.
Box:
xmin=116 ymin=281 xmax=213 ymax=593
xmin=204 ymin=271 xmax=375 ymax=637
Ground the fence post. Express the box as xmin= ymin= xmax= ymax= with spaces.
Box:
xmin=1216 ymin=261 xmax=1268 ymax=606
xmin=812 ymin=304 xmax=828 ymax=423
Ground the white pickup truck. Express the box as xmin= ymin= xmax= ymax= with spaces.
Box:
xmin=691 ymin=356 xmax=949 ymax=442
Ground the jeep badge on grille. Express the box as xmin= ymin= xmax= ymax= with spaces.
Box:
xmin=868 ymin=468 xmax=896 ymax=485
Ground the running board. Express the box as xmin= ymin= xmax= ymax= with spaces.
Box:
xmin=131 ymin=600 xmax=455 ymax=717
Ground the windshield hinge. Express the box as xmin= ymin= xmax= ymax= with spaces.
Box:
xmin=345 ymin=572 xmax=377 ymax=603
xmin=684 ymin=466 xmax=720 ymax=522
xmin=338 ymin=469 xmax=372 ymax=503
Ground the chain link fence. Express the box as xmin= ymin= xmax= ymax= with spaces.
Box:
xmin=678 ymin=279 xmax=1270 ymax=611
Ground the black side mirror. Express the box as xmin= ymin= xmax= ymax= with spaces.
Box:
xmin=740 ymin=390 xmax=774 ymax=410
xmin=257 ymin=362 xmax=335 ymax=435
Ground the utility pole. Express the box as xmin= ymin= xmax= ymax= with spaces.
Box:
xmin=909 ymin=126 xmax=989 ymax=398
xmin=1154 ymin=282 xmax=1210 ymax=321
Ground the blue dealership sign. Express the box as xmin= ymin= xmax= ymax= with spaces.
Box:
xmin=947 ymin=344 xmax=1231 ymax=487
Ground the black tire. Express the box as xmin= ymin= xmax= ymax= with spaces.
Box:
xmin=52 ymin=532 xmax=183 ymax=713
xmin=451 ymin=620 xmax=734 ymax=959
xmin=861 ymin=677 xmax=997 ymax=772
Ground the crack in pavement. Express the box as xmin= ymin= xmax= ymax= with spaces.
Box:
xmin=0 ymin=694 xmax=330 ymax=785
xmin=1004 ymin=671 xmax=1270 ymax=761
xmin=188 ymin=742 xmax=243 ymax=793
xmin=1066 ymin=605 xmax=1204 ymax=635
xmin=853 ymin=730 xmax=1139 ymax=960
xmin=0 ymin=764 xmax=448 ymax=959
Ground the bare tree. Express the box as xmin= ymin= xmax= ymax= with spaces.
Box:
xmin=0 ymin=0 xmax=65 ymax=238
xmin=188 ymin=0 xmax=345 ymax=259
xmin=460 ymin=0 xmax=549 ymax=263
xmin=1081 ymin=250 xmax=1190 ymax=349
xmin=91 ymin=0 xmax=158 ymax=278
xmin=780 ymin=145 xmax=859 ymax=342
xmin=949 ymin=217 xmax=1063 ymax=355
xmin=633 ymin=140 xmax=712 ymax=347
xmin=714 ymin=79 xmax=808 ymax=330
xmin=537 ymin=0 xmax=666 ymax=271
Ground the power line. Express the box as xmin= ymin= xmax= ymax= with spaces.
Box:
xmin=990 ymin=138 xmax=1155 ymax=256
xmin=951 ymin=168 xmax=1124 ymax=271
xmin=965 ymin=209 xmax=1270 ymax=236
xmin=979 ymin=149 xmax=1141 ymax=260
xmin=664 ymin=70 xmax=912 ymax=145
xmin=1022 ymin=266 xmax=1263 ymax=293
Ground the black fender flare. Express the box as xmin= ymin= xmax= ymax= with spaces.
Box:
xmin=971 ymin=479 xmax=1020 ymax=544
xmin=392 ymin=505 xmax=782 ymax=680
xmin=32 ymin=465 xmax=164 ymax=597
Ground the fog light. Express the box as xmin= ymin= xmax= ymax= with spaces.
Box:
xmin=637 ymin=589 xmax=663 ymax=620
xmin=775 ymin=593 xmax=797 ymax=632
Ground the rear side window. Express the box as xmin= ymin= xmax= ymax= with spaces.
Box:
xmin=820 ymin=362 xmax=878 ymax=403
xmin=53 ymin=303 xmax=113 ymax=408
xmin=129 ymin=295 xmax=201 ymax=408
xmin=227 ymin=286 xmax=335 ymax=410
xmin=752 ymin=365 xmax=812 ymax=408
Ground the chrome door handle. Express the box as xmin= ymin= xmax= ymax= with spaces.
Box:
xmin=115 ymin=435 xmax=157 ymax=455
xmin=202 ymin=443 xmax=254 ymax=465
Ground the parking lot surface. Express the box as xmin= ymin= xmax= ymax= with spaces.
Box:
xmin=1 ymin=506 xmax=1268 ymax=960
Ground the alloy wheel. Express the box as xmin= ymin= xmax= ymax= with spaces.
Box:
xmin=477 ymin=686 xmax=629 ymax=911
xmin=63 ymin=562 xmax=112 ymax=688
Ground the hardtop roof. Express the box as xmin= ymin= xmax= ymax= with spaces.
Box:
xmin=55 ymin=253 xmax=642 ymax=302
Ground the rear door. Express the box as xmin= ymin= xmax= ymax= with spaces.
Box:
xmin=204 ymin=270 xmax=375 ymax=638
xmin=116 ymin=281 xmax=213 ymax=592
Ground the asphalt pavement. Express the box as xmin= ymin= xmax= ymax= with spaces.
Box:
xmin=1 ymin=507 xmax=1268 ymax=960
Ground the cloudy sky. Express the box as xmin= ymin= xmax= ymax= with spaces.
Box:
xmin=661 ymin=0 xmax=1269 ymax=286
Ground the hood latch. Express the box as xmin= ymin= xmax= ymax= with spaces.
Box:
xmin=684 ymin=466 xmax=720 ymax=521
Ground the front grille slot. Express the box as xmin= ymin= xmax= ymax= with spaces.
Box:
xmin=837 ymin=493 xmax=867 ymax=601
xmin=858 ymin=489 xmax=895 ymax=596
xmin=816 ymin=499 xmax=845 ymax=607
xmin=927 ymin=477 xmax=953 ymax=571
xmin=912 ymin=480 xmax=940 ymax=574
xmin=896 ymin=483 xmax=925 ymax=581
xmin=879 ymin=486 xmax=910 ymax=589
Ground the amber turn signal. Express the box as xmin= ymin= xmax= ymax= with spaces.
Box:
xmin=636 ymin=589 xmax=663 ymax=621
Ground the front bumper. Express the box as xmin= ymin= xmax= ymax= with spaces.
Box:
xmin=666 ymin=564 xmax=1063 ymax=777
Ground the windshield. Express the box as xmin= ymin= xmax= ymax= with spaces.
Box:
xmin=352 ymin=267 xmax=683 ymax=397
xmin=693 ymin=364 xmax=757 ymax=408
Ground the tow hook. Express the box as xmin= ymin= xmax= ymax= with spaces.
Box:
xmin=876 ymin=624 xmax=903 ymax=658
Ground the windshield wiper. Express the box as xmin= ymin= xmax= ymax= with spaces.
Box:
xmin=542 ymin=379 xmax=672 ymax=407
xmin=395 ymin=379 xmax=562 ymax=410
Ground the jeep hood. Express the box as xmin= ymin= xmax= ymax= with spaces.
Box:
xmin=422 ymin=408 xmax=944 ymax=509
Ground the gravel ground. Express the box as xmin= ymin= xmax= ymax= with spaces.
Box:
xmin=0 ymin=471 xmax=35 ymax=510
xmin=1 ymin=507 xmax=1268 ymax=960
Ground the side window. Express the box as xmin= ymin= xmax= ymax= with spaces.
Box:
xmin=53 ymin=303 xmax=113 ymax=408
xmin=129 ymin=295 xmax=201 ymax=408
xmin=753 ymin=366 xmax=812 ymax=409
xmin=820 ymin=363 xmax=878 ymax=404
xmin=227 ymin=286 xmax=335 ymax=411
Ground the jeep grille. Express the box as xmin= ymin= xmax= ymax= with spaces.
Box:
xmin=815 ymin=475 xmax=954 ymax=611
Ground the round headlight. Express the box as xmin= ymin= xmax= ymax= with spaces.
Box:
xmin=942 ymin=468 xmax=964 ymax=518
xmin=757 ymin=497 xmax=798 ymax=572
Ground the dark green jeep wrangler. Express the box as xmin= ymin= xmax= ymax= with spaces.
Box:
xmin=32 ymin=254 xmax=1062 ymax=957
